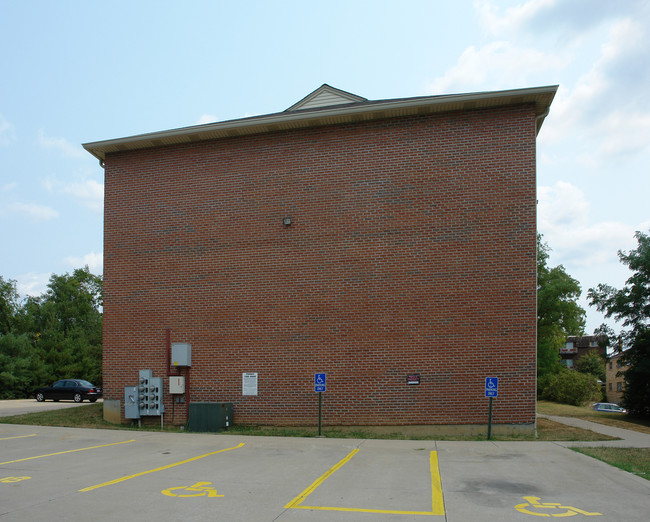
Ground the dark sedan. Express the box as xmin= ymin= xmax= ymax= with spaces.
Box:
xmin=34 ymin=379 xmax=102 ymax=403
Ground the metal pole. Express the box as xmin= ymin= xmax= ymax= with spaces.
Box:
xmin=487 ymin=396 xmax=493 ymax=440
xmin=318 ymin=391 xmax=322 ymax=437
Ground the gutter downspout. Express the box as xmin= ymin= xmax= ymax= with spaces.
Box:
xmin=535 ymin=108 xmax=550 ymax=135
xmin=534 ymin=106 xmax=549 ymax=432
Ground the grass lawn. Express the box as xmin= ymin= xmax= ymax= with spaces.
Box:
xmin=572 ymin=447 xmax=650 ymax=481
xmin=537 ymin=400 xmax=650 ymax=435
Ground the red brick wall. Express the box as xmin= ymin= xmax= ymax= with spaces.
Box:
xmin=103 ymin=105 xmax=538 ymax=426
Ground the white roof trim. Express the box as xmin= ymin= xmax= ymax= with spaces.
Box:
xmin=84 ymin=85 xmax=558 ymax=162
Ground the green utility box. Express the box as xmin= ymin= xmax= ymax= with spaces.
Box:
xmin=188 ymin=402 xmax=233 ymax=432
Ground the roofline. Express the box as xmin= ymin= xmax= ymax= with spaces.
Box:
xmin=83 ymin=85 xmax=559 ymax=162
xmin=285 ymin=83 xmax=368 ymax=111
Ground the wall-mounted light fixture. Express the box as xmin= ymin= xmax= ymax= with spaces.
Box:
xmin=283 ymin=217 xmax=292 ymax=226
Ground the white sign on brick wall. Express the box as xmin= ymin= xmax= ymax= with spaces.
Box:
xmin=243 ymin=372 xmax=258 ymax=396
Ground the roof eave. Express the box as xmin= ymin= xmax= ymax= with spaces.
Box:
xmin=83 ymin=85 xmax=558 ymax=162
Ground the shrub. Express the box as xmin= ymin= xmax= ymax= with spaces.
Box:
xmin=540 ymin=369 xmax=601 ymax=406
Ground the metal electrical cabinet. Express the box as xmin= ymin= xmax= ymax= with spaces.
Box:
xmin=188 ymin=402 xmax=233 ymax=432
xmin=169 ymin=376 xmax=185 ymax=394
xmin=124 ymin=386 xmax=140 ymax=419
xmin=138 ymin=370 xmax=164 ymax=416
xmin=171 ymin=343 xmax=191 ymax=367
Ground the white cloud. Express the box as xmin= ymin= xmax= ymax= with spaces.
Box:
xmin=44 ymin=176 xmax=104 ymax=212
xmin=38 ymin=129 xmax=85 ymax=158
xmin=0 ymin=114 xmax=16 ymax=146
xmin=478 ymin=3 xmax=650 ymax=161
xmin=476 ymin=0 xmax=554 ymax=37
xmin=6 ymin=202 xmax=59 ymax=221
xmin=16 ymin=272 xmax=51 ymax=298
xmin=64 ymin=252 xmax=103 ymax=273
xmin=538 ymin=181 xmax=640 ymax=268
xmin=476 ymin=0 xmax=633 ymax=38
xmin=196 ymin=114 xmax=218 ymax=125
xmin=428 ymin=41 xmax=565 ymax=95
xmin=553 ymin=18 xmax=650 ymax=157
xmin=596 ymin=111 xmax=650 ymax=157
xmin=61 ymin=179 xmax=104 ymax=212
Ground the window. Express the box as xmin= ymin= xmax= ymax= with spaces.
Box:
xmin=608 ymin=383 xmax=612 ymax=391
xmin=616 ymin=382 xmax=623 ymax=392
xmin=609 ymin=362 xmax=613 ymax=370
xmin=561 ymin=341 xmax=577 ymax=354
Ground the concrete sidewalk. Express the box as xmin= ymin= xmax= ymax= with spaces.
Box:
xmin=539 ymin=413 xmax=650 ymax=448
xmin=0 ymin=399 xmax=103 ymax=417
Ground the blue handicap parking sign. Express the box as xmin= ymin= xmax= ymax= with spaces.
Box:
xmin=485 ymin=377 xmax=498 ymax=397
xmin=315 ymin=373 xmax=326 ymax=392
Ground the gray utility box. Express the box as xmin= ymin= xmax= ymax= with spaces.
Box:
xmin=124 ymin=386 xmax=140 ymax=419
xmin=188 ymin=402 xmax=233 ymax=433
xmin=171 ymin=343 xmax=191 ymax=367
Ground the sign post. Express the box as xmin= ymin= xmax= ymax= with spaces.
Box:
xmin=485 ymin=377 xmax=498 ymax=440
xmin=315 ymin=373 xmax=326 ymax=436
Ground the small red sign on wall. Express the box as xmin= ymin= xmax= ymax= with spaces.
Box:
xmin=407 ymin=374 xmax=420 ymax=385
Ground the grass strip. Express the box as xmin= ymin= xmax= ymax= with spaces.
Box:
xmin=572 ymin=447 xmax=650 ymax=481
xmin=1 ymin=403 xmax=616 ymax=441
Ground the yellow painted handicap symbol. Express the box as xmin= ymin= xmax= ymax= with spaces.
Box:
xmin=0 ymin=476 xmax=31 ymax=483
xmin=515 ymin=496 xmax=602 ymax=517
xmin=162 ymin=481 xmax=224 ymax=498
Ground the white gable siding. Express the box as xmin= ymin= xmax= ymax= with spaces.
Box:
xmin=297 ymin=90 xmax=359 ymax=109
xmin=286 ymin=84 xmax=367 ymax=111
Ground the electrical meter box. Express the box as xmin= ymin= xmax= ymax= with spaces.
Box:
xmin=137 ymin=369 xmax=152 ymax=416
xmin=137 ymin=370 xmax=165 ymax=416
xmin=169 ymin=376 xmax=185 ymax=394
xmin=171 ymin=343 xmax=191 ymax=367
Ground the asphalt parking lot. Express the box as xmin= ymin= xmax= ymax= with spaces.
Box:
xmin=0 ymin=398 xmax=103 ymax=418
xmin=1 ymin=421 xmax=649 ymax=521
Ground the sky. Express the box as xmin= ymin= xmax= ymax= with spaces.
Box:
xmin=1 ymin=0 xmax=649 ymax=335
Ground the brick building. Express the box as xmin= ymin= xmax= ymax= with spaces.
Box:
xmin=606 ymin=352 xmax=628 ymax=404
xmin=560 ymin=335 xmax=606 ymax=369
xmin=84 ymin=84 xmax=557 ymax=433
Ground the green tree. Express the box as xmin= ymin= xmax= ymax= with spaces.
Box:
xmin=0 ymin=333 xmax=48 ymax=399
xmin=537 ymin=235 xmax=586 ymax=377
xmin=0 ymin=267 xmax=103 ymax=398
xmin=575 ymin=351 xmax=606 ymax=382
xmin=0 ymin=276 xmax=19 ymax=334
xmin=589 ymin=230 xmax=650 ymax=418
xmin=33 ymin=268 xmax=103 ymax=385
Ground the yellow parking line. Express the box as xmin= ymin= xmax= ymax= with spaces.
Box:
xmin=285 ymin=448 xmax=359 ymax=508
xmin=0 ymin=434 xmax=37 ymax=441
xmin=0 ymin=439 xmax=135 ymax=466
xmin=429 ymin=450 xmax=445 ymax=515
xmin=79 ymin=442 xmax=245 ymax=492
xmin=285 ymin=449 xmax=445 ymax=516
